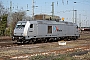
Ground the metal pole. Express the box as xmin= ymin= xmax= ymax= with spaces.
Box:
xmin=32 ymin=0 xmax=34 ymax=20
xmin=79 ymin=14 xmax=81 ymax=31
xmin=73 ymin=7 xmax=74 ymax=23
xmin=10 ymin=1 xmax=12 ymax=37
xmin=75 ymin=10 xmax=77 ymax=24
xmin=52 ymin=2 xmax=54 ymax=20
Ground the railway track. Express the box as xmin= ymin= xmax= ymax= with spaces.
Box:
xmin=0 ymin=39 xmax=90 ymax=58
xmin=10 ymin=45 xmax=90 ymax=59
xmin=0 ymin=31 xmax=90 ymax=60
xmin=0 ymin=37 xmax=89 ymax=48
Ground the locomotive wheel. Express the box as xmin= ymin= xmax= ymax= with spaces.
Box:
xmin=45 ymin=39 xmax=48 ymax=43
xmin=33 ymin=39 xmax=36 ymax=44
xmin=17 ymin=39 xmax=23 ymax=43
xmin=29 ymin=40 xmax=34 ymax=44
xmin=41 ymin=38 xmax=45 ymax=43
xmin=41 ymin=40 xmax=44 ymax=43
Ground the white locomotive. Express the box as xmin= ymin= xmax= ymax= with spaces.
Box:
xmin=12 ymin=20 xmax=80 ymax=43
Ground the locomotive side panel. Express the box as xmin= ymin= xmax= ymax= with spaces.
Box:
xmin=37 ymin=24 xmax=47 ymax=37
xmin=52 ymin=24 xmax=64 ymax=37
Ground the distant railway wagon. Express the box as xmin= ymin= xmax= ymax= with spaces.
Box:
xmin=81 ymin=28 xmax=90 ymax=31
xmin=12 ymin=20 xmax=80 ymax=43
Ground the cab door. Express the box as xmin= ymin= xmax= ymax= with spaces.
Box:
xmin=28 ymin=24 xmax=37 ymax=36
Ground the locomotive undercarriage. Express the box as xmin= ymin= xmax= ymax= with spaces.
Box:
xmin=12 ymin=36 xmax=79 ymax=44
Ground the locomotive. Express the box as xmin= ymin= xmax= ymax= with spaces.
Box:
xmin=12 ymin=20 xmax=80 ymax=43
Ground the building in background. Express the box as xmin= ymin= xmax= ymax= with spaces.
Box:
xmin=34 ymin=14 xmax=60 ymax=20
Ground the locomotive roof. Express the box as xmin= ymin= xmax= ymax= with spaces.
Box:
xmin=18 ymin=20 xmax=76 ymax=25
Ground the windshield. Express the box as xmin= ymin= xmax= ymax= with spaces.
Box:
xmin=16 ymin=22 xmax=26 ymax=28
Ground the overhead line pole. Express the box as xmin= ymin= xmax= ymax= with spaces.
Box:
xmin=79 ymin=14 xmax=81 ymax=29
xmin=75 ymin=10 xmax=77 ymax=24
xmin=10 ymin=1 xmax=12 ymax=37
xmin=51 ymin=2 xmax=54 ymax=20
xmin=32 ymin=0 xmax=34 ymax=20
xmin=73 ymin=7 xmax=74 ymax=23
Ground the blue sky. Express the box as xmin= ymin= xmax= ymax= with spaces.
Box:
xmin=1 ymin=0 xmax=90 ymax=27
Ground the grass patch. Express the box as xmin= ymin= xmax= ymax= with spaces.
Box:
xmin=29 ymin=54 xmax=76 ymax=60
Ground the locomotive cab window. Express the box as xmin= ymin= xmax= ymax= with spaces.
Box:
xmin=76 ymin=26 xmax=78 ymax=29
xmin=48 ymin=26 xmax=52 ymax=34
xmin=16 ymin=22 xmax=26 ymax=28
xmin=30 ymin=24 xmax=33 ymax=28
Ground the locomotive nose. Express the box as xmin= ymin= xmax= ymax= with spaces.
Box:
xmin=14 ymin=28 xmax=24 ymax=36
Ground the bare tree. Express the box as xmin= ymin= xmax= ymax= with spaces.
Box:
xmin=22 ymin=15 xmax=32 ymax=20
xmin=0 ymin=1 xmax=8 ymax=17
xmin=0 ymin=1 xmax=4 ymax=16
xmin=10 ymin=11 xmax=26 ymax=33
xmin=7 ymin=11 xmax=26 ymax=25
xmin=12 ymin=11 xmax=26 ymax=21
